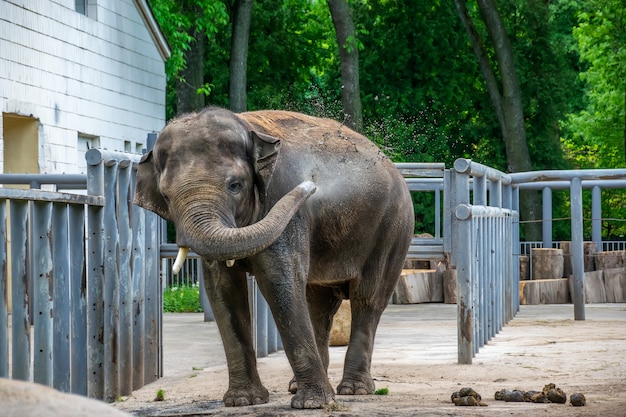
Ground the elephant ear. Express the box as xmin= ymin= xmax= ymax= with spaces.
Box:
xmin=251 ymin=131 xmax=281 ymax=202
xmin=133 ymin=150 xmax=172 ymax=221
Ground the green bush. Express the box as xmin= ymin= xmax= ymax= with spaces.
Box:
xmin=163 ymin=284 xmax=202 ymax=313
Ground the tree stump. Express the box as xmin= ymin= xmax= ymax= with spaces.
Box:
xmin=531 ymin=248 xmax=563 ymax=279
xmin=393 ymin=269 xmax=443 ymax=304
xmin=569 ymin=271 xmax=606 ymax=303
xmin=519 ymin=278 xmax=570 ymax=305
xmin=594 ymin=250 xmax=625 ymax=270
xmin=443 ymin=269 xmax=457 ymax=304
xmin=560 ymin=241 xmax=597 ymax=276
xmin=329 ymin=300 xmax=351 ymax=346
xmin=604 ymin=268 xmax=626 ymax=303
xmin=519 ymin=255 xmax=530 ymax=280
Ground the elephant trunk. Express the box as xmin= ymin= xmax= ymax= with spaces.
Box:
xmin=178 ymin=181 xmax=316 ymax=264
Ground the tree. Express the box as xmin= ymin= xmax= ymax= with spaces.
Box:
xmin=327 ymin=0 xmax=362 ymax=132
xmin=148 ymin=0 xmax=228 ymax=118
xmin=568 ymin=0 xmax=626 ymax=167
xmin=229 ymin=0 xmax=254 ymax=112
xmin=454 ymin=0 xmax=541 ymax=239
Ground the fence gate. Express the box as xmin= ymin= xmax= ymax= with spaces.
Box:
xmin=0 ymin=149 xmax=161 ymax=402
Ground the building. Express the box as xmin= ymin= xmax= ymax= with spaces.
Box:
xmin=0 ymin=0 xmax=170 ymax=176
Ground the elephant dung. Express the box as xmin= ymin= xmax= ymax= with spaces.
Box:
xmin=329 ymin=300 xmax=351 ymax=346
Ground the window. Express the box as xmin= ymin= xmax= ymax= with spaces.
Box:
xmin=77 ymin=134 xmax=100 ymax=174
xmin=75 ymin=0 xmax=97 ymax=19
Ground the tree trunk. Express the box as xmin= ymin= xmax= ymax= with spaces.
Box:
xmin=229 ymin=0 xmax=253 ymax=113
xmin=327 ymin=0 xmax=363 ymax=133
xmin=176 ymin=2 xmax=205 ymax=115
xmin=454 ymin=0 xmax=541 ymax=239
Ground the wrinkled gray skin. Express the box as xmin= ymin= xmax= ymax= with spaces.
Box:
xmin=134 ymin=107 xmax=413 ymax=409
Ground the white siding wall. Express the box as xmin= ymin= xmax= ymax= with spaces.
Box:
xmin=0 ymin=0 xmax=167 ymax=173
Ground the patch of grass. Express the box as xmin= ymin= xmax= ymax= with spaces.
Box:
xmin=155 ymin=388 xmax=165 ymax=401
xmin=374 ymin=387 xmax=389 ymax=395
xmin=163 ymin=284 xmax=203 ymax=312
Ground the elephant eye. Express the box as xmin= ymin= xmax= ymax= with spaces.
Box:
xmin=228 ymin=180 xmax=243 ymax=194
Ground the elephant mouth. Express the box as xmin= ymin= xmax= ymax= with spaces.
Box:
xmin=171 ymin=246 xmax=234 ymax=274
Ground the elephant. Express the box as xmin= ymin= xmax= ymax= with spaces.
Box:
xmin=133 ymin=107 xmax=414 ymax=409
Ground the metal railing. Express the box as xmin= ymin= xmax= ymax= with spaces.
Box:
xmin=511 ymin=169 xmax=626 ymax=320
xmin=450 ymin=159 xmax=519 ymax=364
xmin=0 ymin=149 xmax=161 ymax=401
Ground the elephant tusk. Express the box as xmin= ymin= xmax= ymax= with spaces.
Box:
xmin=172 ymin=246 xmax=190 ymax=275
xmin=226 ymin=259 xmax=235 ymax=267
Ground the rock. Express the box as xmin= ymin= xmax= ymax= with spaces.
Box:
xmin=570 ymin=392 xmax=586 ymax=406
xmin=0 ymin=379 xmax=130 ymax=417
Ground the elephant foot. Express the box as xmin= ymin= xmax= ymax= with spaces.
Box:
xmin=290 ymin=382 xmax=335 ymax=409
xmin=337 ymin=377 xmax=375 ymax=395
xmin=223 ymin=385 xmax=269 ymax=407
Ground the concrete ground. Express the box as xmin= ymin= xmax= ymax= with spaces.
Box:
xmin=116 ymin=303 xmax=626 ymax=416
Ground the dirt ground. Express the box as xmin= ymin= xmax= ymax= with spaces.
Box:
xmin=113 ymin=303 xmax=626 ymax=417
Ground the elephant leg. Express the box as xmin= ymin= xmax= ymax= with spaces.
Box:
xmin=338 ymin=251 xmax=405 ymax=396
xmin=201 ymin=260 xmax=269 ymax=406
xmin=253 ymin=250 xmax=335 ymax=409
xmin=288 ymin=285 xmax=343 ymax=394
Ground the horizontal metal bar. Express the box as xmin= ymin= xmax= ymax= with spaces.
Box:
xmin=0 ymin=188 xmax=104 ymax=206
xmin=453 ymin=158 xmax=512 ymax=185
xmin=395 ymin=162 xmax=446 ymax=178
xmin=455 ymin=204 xmax=515 ymax=221
xmin=510 ymin=168 xmax=626 ymax=184
xmin=516 ymin=179 xmax=626 ymax=190
xmin=0 ymin=174 xmax=87 ymax=187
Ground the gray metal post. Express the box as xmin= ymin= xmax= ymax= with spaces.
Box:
xmin=255 ymin=284 xmax=268 ymax=357
xmin=103 ymin=161 xmax=121 ymax=401
xmin=144 ymin=208 xmax=161 ymax=384
xmin=591 ymin=186 xmax=602 ymax=252
xmin=455 ymin=204 xmax=473 ymax=364
xmin=10 ymin=200 xmax=30 ymax=380
xmin=130 ymin=171 xmax=146 ymax=390
xmin=52 ymin=203 xmax=71 ymax=392
xmin=542 ymin=187 xmax=552 ymax=248
xmin=0 ymin=200 xmax=7 ymax=378
xmin=69 ymin=204 xmax=88 ymax=396
xmin=197 ymin=267 xmax=214 ymax=322
xmin=117 ymin=161 xmax=133 ymax=396
xmin=443 ymin=170 xmax=452 ymax=258
xmin=32 ymin=201 xmax=54 ymax=386
xmin=570 ymin=177 xmax=586 ymax=320
xmin=86 ymin=151 xmax=105 ymax=399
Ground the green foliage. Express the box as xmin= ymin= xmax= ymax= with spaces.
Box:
xmin=374 ymin=387 xmax=389 ymax=395
xmin=567 ymin=0 xmax=626 ymax=168
xmin=154 ymin=388 xmax=165 ymax=401
xmin=146 ymin=0 xmax=625 ymax=238
xmin=163 ymin=284 xmax=202 ymax=313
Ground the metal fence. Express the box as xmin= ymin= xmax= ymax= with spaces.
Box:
xmin=511 ymin=169 xmax=626 ymax=320
xmin=450 ymin=159 xmax=519 ymax=364
xmin=0 ymin=149 xmax=161 ymax=402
